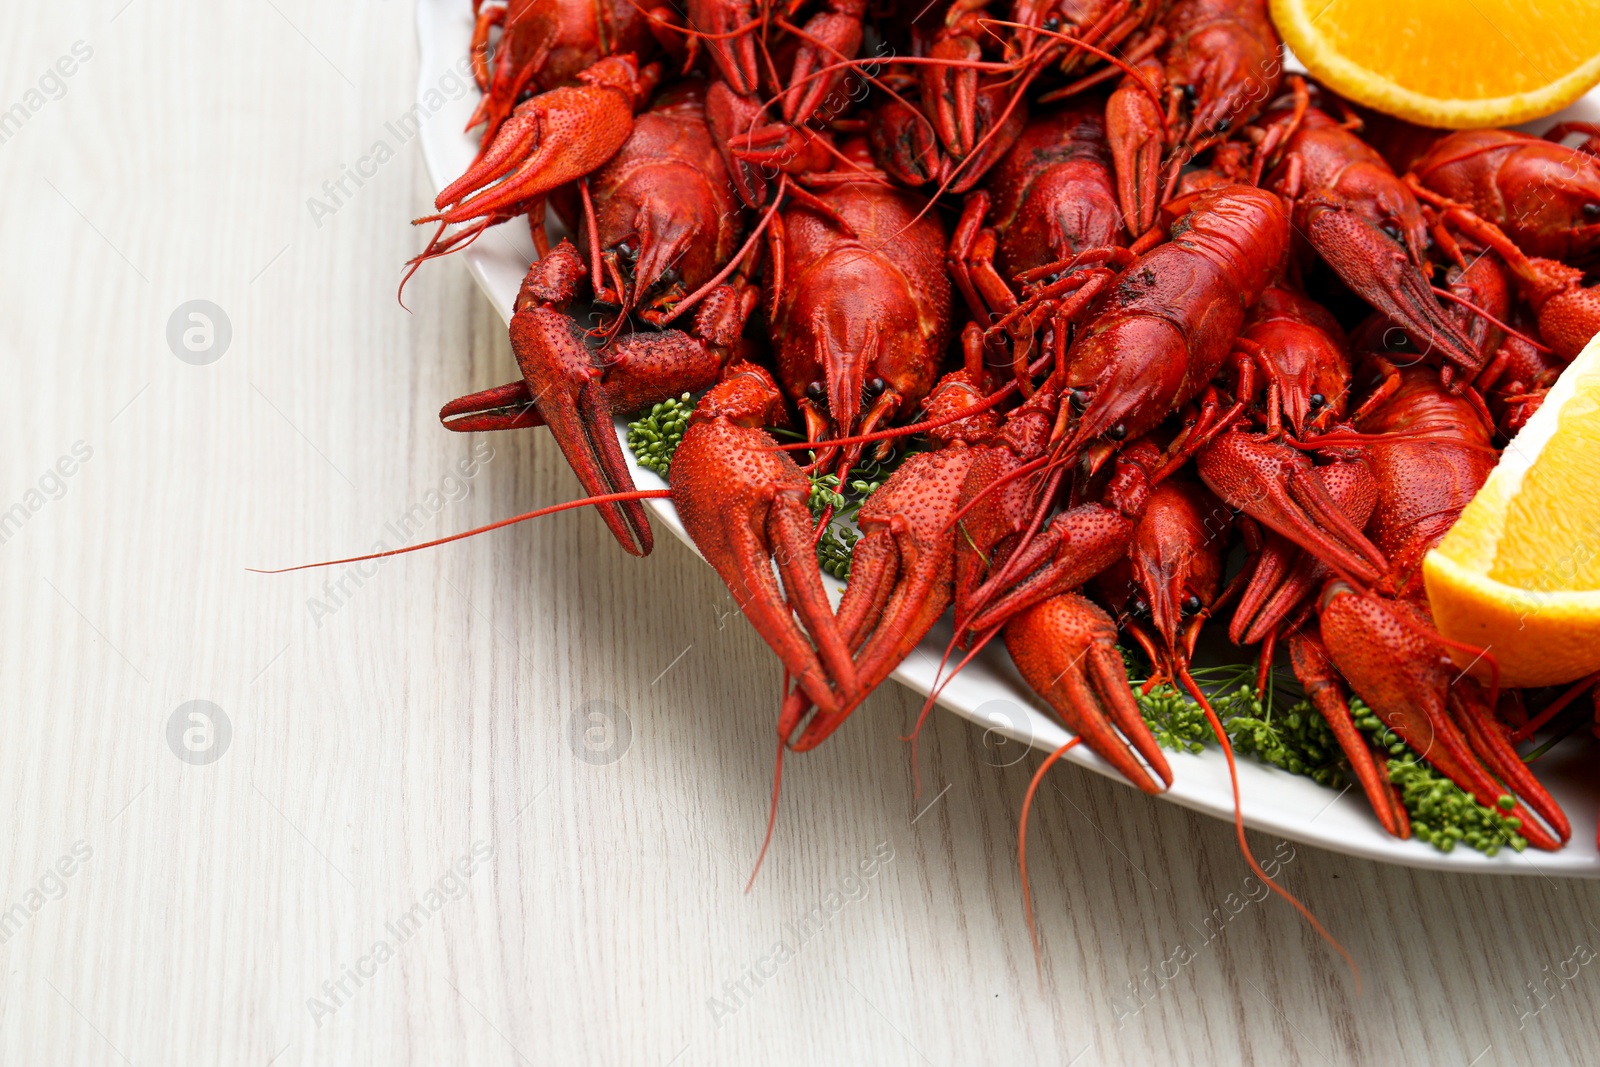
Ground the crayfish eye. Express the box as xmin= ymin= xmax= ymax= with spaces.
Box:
xmin=1182 ymin=594 xmax=1202 ymax=616
xmin=1107 ymin=423 xmax=1127 ymax=440
xmin=1042 ymin=15 xmax=1060 ymax=31
xmin=806 ymin=381 xmax=825 ymax=401
xmin=1308 ymin=392 xmax=1326 ymax=410
xmin=865 ymin=377 xmax=887 ymax=397
xmin=1380 ymin=220 xmax=1403 ymax=241
xmin=1069 ymin=387 xmax=1089 ymax=412
xmin=1583 ymin=202 xmax=1600 ymax=220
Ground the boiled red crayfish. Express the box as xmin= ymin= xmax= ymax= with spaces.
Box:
xmin=765 ymin=139 xmax=954 ymax=468
xmin=1407 ymin=126 xmax=1600 ymax=263
xmin=948 ymin=99 xmax=1125 ymax=338
xmin=558 ymin=79 xmax=746 ymax=322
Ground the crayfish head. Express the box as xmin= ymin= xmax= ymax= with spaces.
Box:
xmin=1099 ymin=478 xmax=1228 ymax=681
xmin=786 ymin=274 xmax=937 ymax=445
xmin=620 ymin=214 xmax=696 ymax=318
xmin=1288 ymin=361 xmax=1353 ymax=439
xmin=1361 ymin=168 xmax=1433 ymax=266
xmin=1143 ymin=481 xmax=1227 ymax=658
xmin=1242 ymin=285 xmax=1353 ymax=437
xmin=1061 ymin=317 xmax=1187 ymax=455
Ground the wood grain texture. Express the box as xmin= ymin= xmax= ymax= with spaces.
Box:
xmin=1 ymin=3 xmax=1598 ymax=1064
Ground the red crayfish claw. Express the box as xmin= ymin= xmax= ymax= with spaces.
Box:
xmin=1004 ymin=592 xmax=1173 ymax=794
xmin=1105 ymin=54 xmax=1168 ymax=238
xmin=780 ymin=446 xmax=975 ymax=751
xmin=919 ymin=15 xmax=986 ymax=160
xmin=685 ymin=0 xmax=761 ymax=97
xmin=1196 ymin=429 xmax=1387 ymax=588
xmin=781 ymin=370 xmax=1007 ymax=750
xmin=427 ymin=56 xmax=654 ymax=229
xmin=1225 ymin=456 xmax=1376 ymax=649
xmin=1287 ymin=626 xmax=1410 ymax=840
xmin=1296 ymin=197 xmax=1484 ymax=375
xmin=440 ymin=242 xmax=748 ymax=556
xmin=670 ymin=366 xmax=862 ymax=718
xmin=1317 ymin=585 xmax=1571 ymax=851
xmin=778 ymin=0 xmax=867 ymax=125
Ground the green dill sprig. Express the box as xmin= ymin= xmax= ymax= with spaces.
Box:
xmin=1128 ymin=658 xmax=1528 ymax=855
xmin=807 ymin=471 xmax=848 ymax=517
xmin=626 ymin=394 xmax=693 ymax=477
xmin=1228 ymin=692 xmax=1348 ymax=788
xmin=1136 ymin=684 xmax=1211 ymax=754
xmin=817 ymin=525 xmax=860 ymax=580
xmin=1351 ymin=699 xmax=1527 ymax=855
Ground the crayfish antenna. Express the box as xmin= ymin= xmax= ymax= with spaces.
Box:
xmin=1176 ymin=664 xmax=1363 ymax=994
xmin=746 ymin=733 xmax=788 ymax=893
xmin=399 ymin=215 xmax=504 ymax=307
xmin=1018 ymin=736 xmax=1081 ymax=980
xmin=247 ymin=489 xmax=672 ymax=574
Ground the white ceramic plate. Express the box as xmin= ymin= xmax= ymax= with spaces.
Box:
xmin=413 ymin=0 xmax=1600 ymax=875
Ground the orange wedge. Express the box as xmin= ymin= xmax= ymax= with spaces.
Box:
xmin=1271 ymin=0 xmax=1600 ymax=129
xmin=1425 ymin=332 xmax=1600 ymax=687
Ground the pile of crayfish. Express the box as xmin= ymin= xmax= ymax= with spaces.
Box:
xmin=388 ymin=0 xmax=1600 ymax=885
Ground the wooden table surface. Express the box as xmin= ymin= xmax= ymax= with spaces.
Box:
xmin=4 ymin=4 xmax=1598 ymax=1064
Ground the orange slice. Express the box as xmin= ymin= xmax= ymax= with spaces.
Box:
xmin=1425 ymin=332 xmax=1600 ymax=687
xmin=1271 ymin=0 xmax=1600 ymax=129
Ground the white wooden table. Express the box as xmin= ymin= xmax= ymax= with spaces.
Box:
xmin=3 ymin=4 xmax=1598 ymax=1064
